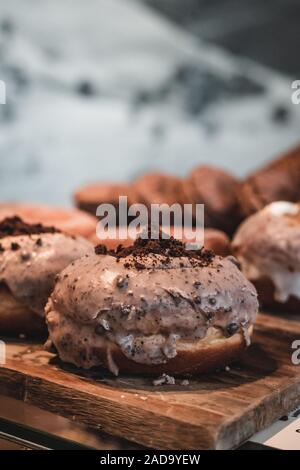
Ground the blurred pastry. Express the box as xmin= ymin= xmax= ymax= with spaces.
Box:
xmin=74 ymin=166 xmax=242 ymax=236
xmin=0 ymin=203 xmax=97 ymax=243
xmin=239 ymin=144 xmax=300 ymax=217
xmin=46 ymin=233 xmax=258 ymax=376
xmin=134 ymin=172 xmax=189 ymax=207
xmin=134 ymin=172 xmax=192 ymax=226
xmin=184 ymin=165 xmax=242 ymax=235
xmin=201 ymin=228 xmax=230 ymax=256
xmin=0 ymin=216 xmax=93 ymax=335
xmin=232 ymin=201 xmax=300 ymax=312
xmin=74 ymin=182 xmax=141 ymax=221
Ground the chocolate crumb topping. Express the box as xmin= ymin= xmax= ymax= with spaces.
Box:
xmin=0 ymin=216 xmax=60 ymax=239
xmin=20 ymin=251 xmax=31 ymax=262
xmin=226 ymin=322 xmax=239 ymax=336
xmin=94 ymin=244 xmax=108 ymax=255
xmin=11 ymin=242 xmax=20 ymax=251
xmin=116 ymin=275 xmax=128 ymax=288
xmin=95 ymin=229 xmax=215 ymax=270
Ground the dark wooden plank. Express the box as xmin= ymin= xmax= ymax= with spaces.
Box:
xmin=0 ymin=311 xmax=300 ymax=449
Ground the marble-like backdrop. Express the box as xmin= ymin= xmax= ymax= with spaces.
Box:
xmin=144 ymin=0 xmax=300 ymax=76
xmin=0 ymin=0 xmax=299 ymax=205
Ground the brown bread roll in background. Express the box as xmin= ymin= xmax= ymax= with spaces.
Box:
xmin=184 ymin=165 xmax=242 ymax=235
xmin=239 ymin=144 xmax=300 ymax=217
xmin=74 ymin=183 xmax=141 ymax=222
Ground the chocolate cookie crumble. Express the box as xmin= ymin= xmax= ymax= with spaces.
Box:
xmin=0 ymin=216 xmax=60 ymax=239
xmin=95 ymin=228 xmax=215 ymax=269
xmin=10 ymin=242 xmax=20 ymax=251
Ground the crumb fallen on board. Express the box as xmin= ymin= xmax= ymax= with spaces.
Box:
xmin=153 ymin=374 xmax=176 ymax=386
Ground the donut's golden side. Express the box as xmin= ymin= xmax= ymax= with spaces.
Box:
xmin=81 ymin=325 xmax=253 ymax=376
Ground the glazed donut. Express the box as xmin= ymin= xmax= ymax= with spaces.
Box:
xmin=46 ymin=235 xmax=258 ymax=376
xmin=0 ymin=216 xmax=93 ymax=335
xmin=239 ymin=144 xmax=300 ymax=217
xmin=184 ymin=165 xmax=242 ymax=236
xmin=0 ymin=203 xmax=97 ymax=243
xmin=232 ymin=201 xmax=300 ymax=312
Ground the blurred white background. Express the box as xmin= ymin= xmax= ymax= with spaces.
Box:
xmin=0 ymin=0 xmax=299 ymax=204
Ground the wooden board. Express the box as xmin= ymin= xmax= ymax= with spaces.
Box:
xmin=1 ymin=312 xmax=300 ymax=450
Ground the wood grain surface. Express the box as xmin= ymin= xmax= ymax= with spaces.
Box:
xmin=0 ymin=311 xmax=300 ymax=450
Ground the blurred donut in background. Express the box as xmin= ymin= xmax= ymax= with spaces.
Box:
xmin=232 ymin=201 xmax=300 ymax=313
xmin=133 ymin=172 xmax=190 ymax=207
xmin=0 ymin=216 xmax=93 ymax=335
xmin=74 ymin=183 xmax=142 ymax=222
xmin=74 ymin=165 xmax=243 ymax=237
xmin=0 ymin=203 xmax=97 ymax=243
xmin=239 ymin=144 xmax=300 ymax=217
xmin=184 ymin=165 xmax=242 ymax=236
